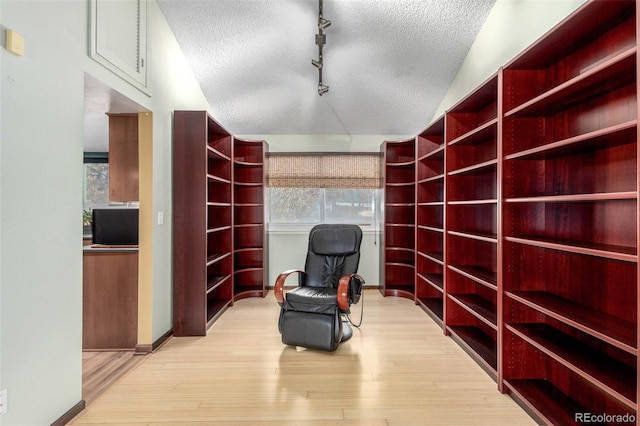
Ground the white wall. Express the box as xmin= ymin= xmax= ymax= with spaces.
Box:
xmin=239 ymin=134 xmax=412 ymax=153
xmin=0 ymin=1 xmax=210 ymax=424
xmin=1 ymin=2 xmax=85 ymax=423
xmin=432 ymin=0 xmax=586 ymax=120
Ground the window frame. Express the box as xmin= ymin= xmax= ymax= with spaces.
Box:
xmin=265 ymin=152 xmax=384 ymax=232
xmin=266 ymin=187 xmax=383 ymax=233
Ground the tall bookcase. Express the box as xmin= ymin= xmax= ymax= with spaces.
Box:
xmin=380 ymin=0 xmax=640 ymax=422
xmin=173 ymin=110 xmax=234 ymax=336
xmin=233 ymin=137 xmax=268 ymax=300
xmin=381 ymin=138 xmax=416 ymax=299
xmin=445 ymin=74 xmax=500 ymax=379
xmin=415 ymin=117 xmax=446 ymax=325
xmin=500 ymin=1 xmax=637 ymax=423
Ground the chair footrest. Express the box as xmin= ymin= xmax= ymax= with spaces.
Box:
xmin=280 ymin=310 xmax=342 ymax=352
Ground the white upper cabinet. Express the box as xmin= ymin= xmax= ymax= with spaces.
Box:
xmin=90 ymin=0 xmax=149 ymax=94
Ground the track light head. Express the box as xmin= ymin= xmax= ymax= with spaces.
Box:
xmin=311 ymin=59 xmax=323 ymax=69
xmin=318 ymin=84 xmax=329 ymax=95
xmin=319 ymin=18 xmax=331 ymax=30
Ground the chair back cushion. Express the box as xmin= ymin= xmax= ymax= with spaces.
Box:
xmin=303 ymin=224 xmax=362 ymax=288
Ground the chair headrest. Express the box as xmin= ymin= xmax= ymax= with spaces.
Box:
xmin=308 ymin=224 xmax=363 ymax=256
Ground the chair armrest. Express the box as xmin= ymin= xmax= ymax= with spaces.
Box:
xmin=337 ymin=273 xmax=365 ymax=311
xmin=274 ymin=269 xmax=306 ymax=304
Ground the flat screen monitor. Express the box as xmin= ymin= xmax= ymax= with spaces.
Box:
xmin=91 ymin=208 xmax=139 ymax=245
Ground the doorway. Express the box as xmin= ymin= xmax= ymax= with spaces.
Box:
xmin=82 ymin=73 xmax=153 ymax=404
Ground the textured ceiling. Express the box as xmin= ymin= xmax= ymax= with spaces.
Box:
xmin=157 ymin=0 xmax=496 ymax=136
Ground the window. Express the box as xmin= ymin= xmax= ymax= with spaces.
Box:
xmin=269 ymin=188 xmax=322 ymax=224
xmin=266 ymin=153 xmax=382 ymax=227
xmin=84 ymin=163 xmax=110 ymax=207
xmin=84 ymin=152 xmax=110 ymax=208
xmin=268 ymin=188 xmax=379 ymax=225
xmin=325 ymin=188 xmax=375 ymax=223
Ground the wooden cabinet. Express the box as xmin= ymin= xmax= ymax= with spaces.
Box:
xmin=445 ymin=74 xmax=499 ymax=379
xmin=173 ymin=110 xmax=233 ymax=336
xmin=83 ymin=249 xmax=138 ymax=350
xmin=500 ymin=1 xmax=637 ymax=422
xmin=108 ymin=113 xmax=139 ymax=202
xmin=233 ymin=138 xmax=268 ymax=300
xmin=381 ymin=139 xmax=416 ymax=299
xmin=415 ymin=117 xmax=445 ymax=325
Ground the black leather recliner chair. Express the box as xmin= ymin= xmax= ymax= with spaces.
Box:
xmin=274 ymin=224 xmax=365 ymax=352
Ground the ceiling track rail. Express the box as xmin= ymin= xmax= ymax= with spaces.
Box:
xmin=312 ymin=0 xmax=331 ymax=95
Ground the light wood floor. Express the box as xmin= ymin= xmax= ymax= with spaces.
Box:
xmin=71 ymin=290 xmax=535 ymax=425
xmin=82 ymin=351 xmax=146 ymax=405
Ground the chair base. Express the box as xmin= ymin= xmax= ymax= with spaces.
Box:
xmin=341 ymin=321 xmax=353 ymax=343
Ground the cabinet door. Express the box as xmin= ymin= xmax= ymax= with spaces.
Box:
xmin=90 ymin=0 xmax=148 ymax=93
xmin=108 ymin=114 xmax=139 ymax=202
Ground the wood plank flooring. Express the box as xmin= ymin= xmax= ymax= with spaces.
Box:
xmin=82 ymin=351 xmax=146 ymax=405
xmin=71 ymin=290 xmax=535 ymax=425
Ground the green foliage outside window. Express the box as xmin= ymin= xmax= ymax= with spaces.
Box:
xmin=269 ymin=187 xmax=378 ymax=224
xmin=269 ymin=188 xmax=322 ymax=223
xmin=84 ymin=163 xmax=109 ymax=206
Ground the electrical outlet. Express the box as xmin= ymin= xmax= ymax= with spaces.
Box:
xmin=157 ymin=211 xmax=164 ymax=225
xmin=0 ymin=388 xmax=7 ymax=416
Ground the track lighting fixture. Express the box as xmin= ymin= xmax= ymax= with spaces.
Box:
xmin=312 ymin=0 xmax=330 ymax=95
xmin=318 ymin=17 xmax=332 ymax=30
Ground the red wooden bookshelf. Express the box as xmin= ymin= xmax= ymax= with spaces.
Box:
xmin=445 ymin=73 xmax=500 ymax=380
xmin=416 ymin=117 xmax=446 ymax=325
xmin=173 ymin=110 xmax=234 ymax=336
xmin=500 ymin=0 xmax=637 ymax=422
xmin=233 ymin=138 xmax=268 ymax=300
xmin=384 ymin=3 xmax=639 ymax=422
xmin=381 ymin=138 xmax=416 ymax=299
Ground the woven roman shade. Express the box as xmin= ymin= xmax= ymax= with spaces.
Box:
xmin=267 ymin=153 xmax=382 ymax=189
